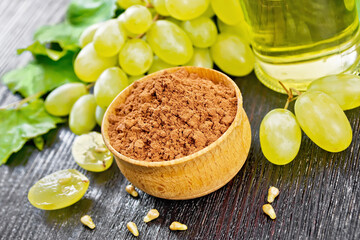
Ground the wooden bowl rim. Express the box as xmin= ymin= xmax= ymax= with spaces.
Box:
xmin=102 ymin=66 xmax=245 ymax=168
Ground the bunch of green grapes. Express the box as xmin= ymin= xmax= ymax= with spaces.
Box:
xmin=45 ymin=0 xmax=255 ymax=137
xmin=260 ymin=74 xmax=360 ymax=165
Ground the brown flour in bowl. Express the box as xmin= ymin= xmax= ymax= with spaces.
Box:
xmin=107 ymin=69 xmax=237 ymax=162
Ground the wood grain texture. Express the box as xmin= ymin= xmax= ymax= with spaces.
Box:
xmin=103 ymin=67 xmax=251 ymax=200
xmin=0 ymin=1 xmax=359 ymax=239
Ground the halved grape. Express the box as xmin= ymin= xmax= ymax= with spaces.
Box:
xmin=123 ymin=5 xmax=153 ymax=34
xmin=45 ymin=83 xmax=88 ymax=116
xmin=119 ymin=39 xmax=153 ymax=76
xmin=211 ymin=0 xmax=244 ymax=25
xmin=210 ymin=33 xmax=254 ymax=76
xmin=93 ymin=19 xmax=126 ymax=57
xmin=94 ymin=67 xmax=129 ymax=108
xmin=260 ymin=109 xmax=302 ymax=165
xmin=95 ymin=106 xmax=106 ymax=126
xmin=295 ymin=91 xmax=353 ymax=152
xmin=148 ymin=55 xmax=175 ymax=74
xmin=79 ymin=22 xmax=103 ymax=48
xmin=28 ymin=169 xmax=89 ymax=210
xmin=74 ymin=43 xmax=117 ymax=82
xmin=186 ymin=48 xmax=213 ymax=69
xmin=153 ymin=0 xmax=170 ymax=16
xmin=166 ymin=0 xmax=209 ymax=21
xmin=69 ymin=94 xmax=97 ymax=135
xmin=181 ymin=17 xmax=217 ymax=48
xmin=147 ymin=20 xmax=193 ymax=65
xmin=72 ymin=132 xmax=113 ymax=172
xmin=307 ymin=74 xmax=360 ymax=110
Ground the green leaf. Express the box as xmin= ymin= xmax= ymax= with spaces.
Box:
xmin=2 ymin=52 xmax=81 ymax=97
xmin=17 ymin=41 xmax=67 ymax=61
xmin=0 ymin=100 xmax=63 ymax=165
xmin=66 ymin=0 xmax=118 ymax=26
xmin=33 ymin=136 xmax=45 ymax=151
xmin=20 ymin=0 xmax=117 ymax=60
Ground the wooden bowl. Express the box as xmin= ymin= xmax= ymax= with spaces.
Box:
xmin=102 ymin=66 xmax=251 ymax=200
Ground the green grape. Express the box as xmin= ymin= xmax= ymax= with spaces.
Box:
xmin=211 ymin=0 xmax=244 ymax=25
xmin=79 ymin=22 xmax=103 ymax=48
xmin=148 ymin=55 xmax=175 ymax=74
xmin=181 ymin=17 xmax=217 ymax=48
xmin=74 ymin=43 xmax=117 ymax=82
xmin=166 ymin=0 xmax=209 ymax=20
xmin=94 ymin=67 xmax=129 ymax=108
xmin=117 ymin=14 xmax=139 ymax=38
xmin=93 ymin=19 xmax=126 ymax=57
xmin=45 ymin=83 xmax=88 ymax=116
xmin=117 ymin=0 xmax=145 ymax=9
xmin=119 ymin=39 xmax=153 ymax=76
xmin=128 ymin=74 xmax=145 ymax=83
xmin=153 ymin=0 xmax=170 ymax=16
xmin=260 ymin=109 xmax=302 ymax=165
xmin=95 ymin=106 xmax=106 ymax=126
xmin=217 ymin=19 xmax=251 ymax=45
xmin=123 ymin=5 xmax=153 ymax=34
xmin=307 ymin=74 xmax=360 ymax=110
xmin=147 ymin=20 xmax=193 ymax=65
xmin=28 ymin=169 xmax=89 ymax=210
xmin=69 ymin=94 xmax=97 ymax=135
xmin=201 ymin=4 xmax=215 ymax=18
xmin=72 ymin=132 xmax=113 ymax=172
xmin=186 ymin=48 xmax=213 ymax=69
xmin=210 ymin=33 xmax=254 ymax=76
xmin=295 ymin=91 xmax=353 ymax=152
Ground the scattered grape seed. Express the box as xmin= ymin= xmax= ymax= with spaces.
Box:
xmin=127 ymin=222 xmax=139 ymax=237
xmin=125 ymin=184 xmax=139 ymax=197
xmin=169 ymin=221 xmax=188 ymax=231
xmin=267 ymin=186 xmax=280 ymax=203
xmin=144 ymin=209 xmax=160 ymax=223
xmin=262 ymin=204 xmax=276 ymax=220
xmin=81 ymin=215 xmax=96 ymax=229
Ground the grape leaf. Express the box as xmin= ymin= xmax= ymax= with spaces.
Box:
xmin=17 ymin=41 xmax=68 ymax=61
xmin=0 ymin=100 xmax=63 ymax=165
xmin=20 ymin=0 xmax=117 ymax=60
xmin=2 ymin=52 xmax=81 ymax=97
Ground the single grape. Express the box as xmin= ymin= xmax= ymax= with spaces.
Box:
xmin=74 ymin=43 xmax=117 ymax=82
xmin=28 ymin=169 xmax=89 ymax=210
xmin=93 ymin=19 xmax=126 ymax=57
xmin=210 ymin=33 xmax=254 ymax=76
xmin=69 ymin=94 xmax=97 ymax=135
xmin=79 ymin=22 xmax=103 ymax=48
xmin=217 ymin=19 xmax=251 ymax=45
xmin=211 ymin=0 xmax=245 ymax=25
xmin=201 ymin=4 xmax=215 ymax=18
xmin=94 ymin=67 xmax=129 ymax=108
xmin=148 ymin=55 xmax=175 ymax=74
xmin=186 ymin=48 xmax=213 ymax=69
xmin=72 ymin=132 xmax=113 ymax=172
xmin=147 ymin=20 xmax=193 ymax=65
xmin=307 ymin=74 xmax=360 ymax=110
xmin=181 ymin=17 xmax=217 ymax=48
xmin=153 ymin=0 xmax=170 ymax=16
xmin=128 ymin=74 xmax=145 ymax=83
xmin=295 ymin=91 xmax=353 ymax=152
xmin=260 ymin=109 xmax=302 ymax=165
xmin=95 ymin=106 xmax=106 ymax=126
xmin=119 ymin=39 xmax=153 ymax=76
xmin=166 ymin=0 xmax=209 ymax=21
xmin=117 ymin=0 xmax=145 ymax=9
xmin=123 ymin=5 xmax=153 ymax=34
xmin=45 ymin=83 xmax=88 ymax=116
xmin=117 ymin=14 xmax=139 ymax=38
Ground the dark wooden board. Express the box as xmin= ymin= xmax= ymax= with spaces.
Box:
xmin=0 ymin=1 xmax=359 ymax=239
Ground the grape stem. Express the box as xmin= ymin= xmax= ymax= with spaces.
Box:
xmin=144 ymin=0 xmax=154 ymax=8
xmin=86 ymin=82 xmax=95 ymax=91
xmin=278 ymin=81 xmax=302 ymax=110
xmin=1 ymin=91 xmax=44 ymax=110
